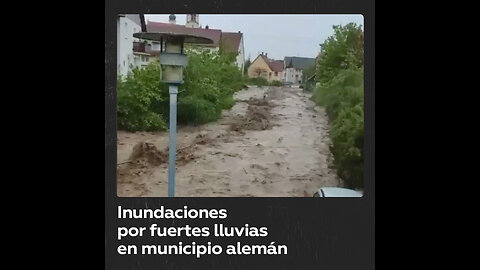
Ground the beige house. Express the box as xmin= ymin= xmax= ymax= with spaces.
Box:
xmin=247 ymin=53 xmax=284 ymax=82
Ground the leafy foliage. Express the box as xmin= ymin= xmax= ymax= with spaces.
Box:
xmin=117 ymin=62 xmax=167 ymax=131
xmin=330 ymin=102 xmax=364 ymax=188
xmin=313 ymin=68 xmax=364 ymax=120
xmin=246 ymin=76 xmax=270 ymax=87
xmin=303 ymin=64 xmax=317 ymax=92
xmin=313 ymin=23 xmax=364 ymax=189
xmin=269 ymin=80 xmax=283 ymax=86
xmin=179 ymin=50 xmax=244 ymax=124
xmin=316 ymin=23 xmax=364 ymax=84
xmin=117 ymin=48 xmax=245 ymax=130
xmin=244 ymin=58 xmax=252 ymax=75
xmin=245 ymin=76 xmax=284 ymax=87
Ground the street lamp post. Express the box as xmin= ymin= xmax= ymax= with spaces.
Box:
xmin=133 ymin=31 xmax=213 ymax=197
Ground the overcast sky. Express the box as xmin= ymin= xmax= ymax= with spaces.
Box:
xmin=144 ymin=14 xmax=363 ymax=61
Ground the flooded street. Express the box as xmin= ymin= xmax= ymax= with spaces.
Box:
xmin=117 ymin=86 xmax=342 ymax=197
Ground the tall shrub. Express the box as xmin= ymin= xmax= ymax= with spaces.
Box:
xmin=316 ymin=23 xmax=364 ymax=84
xmin=117 ymin=48 xmax=245 ymax=130
xmin=313 ymin=23 xmax=364 ymax=189
xmin=178 ymin=50 xmax=243 ymax=124
xmin=117 ymin=62 xmax=167 ymax=131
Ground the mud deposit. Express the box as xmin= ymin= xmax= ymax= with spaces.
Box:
xmin=230 ymin=97 xmax=275 ymax=131
xmin=117 ymin=86 xmax=342 ymax=197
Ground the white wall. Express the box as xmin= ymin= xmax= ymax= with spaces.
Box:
xmin=236 ymin=35 xmax=245 ymax=73
xmin=133 ymin=53 xmax=152 ymax=69
xmin=151 ymin=42 xmax=160 ymax=51
xmin=117 ymin=15 xmax=142 ymax=77
xmin=284 ymin=67 xmax=303 ymax=84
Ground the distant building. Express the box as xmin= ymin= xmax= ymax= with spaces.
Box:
xmin=117 ymin=14 xmax=144 ymax=77
xmin=132 ymin=42 xmax=159 ymax=68
xmin=247 ymin=53 xmax=284 ymax=83
xmin=117 ymin=14 xmax=161 ymax=77
xmin=142 ymin=14 xmax=245 ymax=73
xmin=185 ymin=14 xmax=200 ymax=28
xmin=283 ymin=56 xmax=316 ymax=85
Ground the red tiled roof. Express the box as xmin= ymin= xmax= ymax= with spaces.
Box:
xmin=146 ymin=21 xmax=222 ymax=47
xmin=220 ymin=32 xmax=242 ymax=54
xmin=268 ymin=60 xmax=284 ymax=72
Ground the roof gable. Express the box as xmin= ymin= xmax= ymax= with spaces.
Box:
xmin=284 ymin=56 xmax=316 ymax=70
xmin=220 ymin=32 xmax=242 ymax=54
xmin=251 ymin=54 xmax=269 ymax=69
xmin=251 ymin=54 xmax=284 ymax=72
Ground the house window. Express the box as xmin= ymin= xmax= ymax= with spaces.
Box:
xmin=275 ymin=72 xmax=278 ymax=76
xmin=295 ymin=74 xmax=298 ymax=78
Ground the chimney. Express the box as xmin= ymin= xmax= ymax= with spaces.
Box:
xmin=206 ymin=25 xmax=209 ymax=29
xmin=265 ymin=53 xmax=268 ymax=58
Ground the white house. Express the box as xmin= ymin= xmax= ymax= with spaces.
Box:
xmin=117 ymin=14 xmax=161 ymax=77
xmin=283 ymin=56 xmax=316 ymax=85
xmin=117 ymin=14 xmax=144 ymax=77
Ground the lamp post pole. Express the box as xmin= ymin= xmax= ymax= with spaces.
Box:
xmin=133 ymin=30 xmax=213 ymax=198
xmin=168 ymin=84 xmax=178 ymax=197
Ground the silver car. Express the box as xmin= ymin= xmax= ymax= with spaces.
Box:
xmin=313 ymin=187 xmax=363 ymax=197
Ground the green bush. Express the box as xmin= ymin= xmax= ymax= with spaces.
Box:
xmin=219 ymin=95 xmax=236 ymax=110
xmin=313 ymin=68 xmax=364 ymax=120
xmin=247 ymin=76 xmax=269 ymax=86
xmin=117 ymin=62 xmax=167 ymax=131
xmin=117 ymin=49 xmax=245 ymax=130
xmin=304 ymin=81 xmax=315 ymax=92
xmin=179 ymin=50 xmax=244 ymax=125
xmin=270 ymin=80 xmax=283 ymax=86
xmin=303 ymin=64 xmax=317 ymax=92
xmin=313 ymin=23 xmax=364 ymax=189
xmin=330 ymin=103 xmax=364 ymax=189
xmin=177 ymin=95 xmax=220 ymax=125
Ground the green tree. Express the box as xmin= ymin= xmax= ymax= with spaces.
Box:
xmin=313 ymin=22 xmax=364 ymax=189
xmin=244 ymin=58 xmax=251 ymax=75
xmin=317 ymin=23 xmax=364 ymax=84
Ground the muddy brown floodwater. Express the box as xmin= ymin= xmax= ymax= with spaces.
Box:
xmin=117 ymin=86 xmax=343 ymax=197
